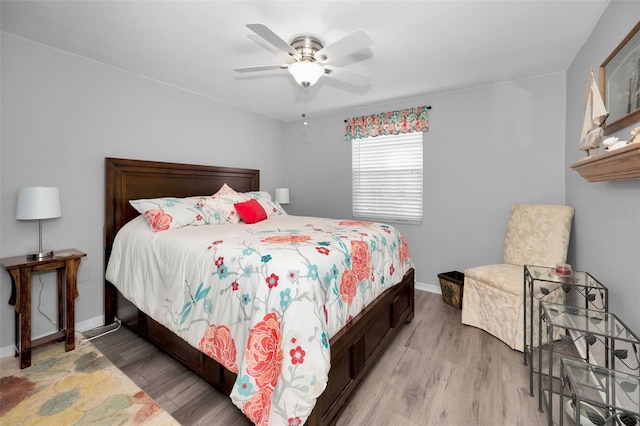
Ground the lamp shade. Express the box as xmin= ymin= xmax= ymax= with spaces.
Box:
xmin=275 ymin=188 xmax=290 ymax=205
xmin=288 ymin=61 xmax=324 ymax=87
xmin=16 ymin=186 xmax=62 ymax=220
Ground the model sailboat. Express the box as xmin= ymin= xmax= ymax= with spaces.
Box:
xmin=578 ymin=68 xmax=609 ymax=157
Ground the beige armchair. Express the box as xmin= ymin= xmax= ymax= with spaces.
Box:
xmin=461 ymin=204 xmax=574 ymax=352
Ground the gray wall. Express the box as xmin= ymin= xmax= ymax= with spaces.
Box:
xmin=284 ymin=73 xmax=568 ymax=289
xmin=2 ymin=1 xmax=638 ymax=356
xmin=0 ymin=35 xmax=285 ymax=353
xmin=565 ymin=1 xmax=640 ymax=334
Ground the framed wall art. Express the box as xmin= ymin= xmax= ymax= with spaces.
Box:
xmin=600 ymin=21 xmax=640 ymax=135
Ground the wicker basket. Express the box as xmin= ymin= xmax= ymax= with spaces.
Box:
xmin=437 ymin=271 xmax=464 ymax=309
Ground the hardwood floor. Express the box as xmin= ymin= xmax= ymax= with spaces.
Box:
xmin=91 ymin=290 xmax=549 ymax=425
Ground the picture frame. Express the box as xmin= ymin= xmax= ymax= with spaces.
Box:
xmin=599 ymin=21 xmax=640 ymax=135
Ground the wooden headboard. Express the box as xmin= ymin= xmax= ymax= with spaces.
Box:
xmin=104 ymin=157 xmax=260 ymax=258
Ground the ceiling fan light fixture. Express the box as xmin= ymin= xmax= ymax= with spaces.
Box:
xmin=288 ymin=61 xmax=324 ymax=87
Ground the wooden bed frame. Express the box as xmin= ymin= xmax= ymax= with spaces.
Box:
xmin=104 ymin=157 xmax=415 ymax=425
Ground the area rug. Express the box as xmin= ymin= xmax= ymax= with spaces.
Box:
xmin=0 ymin=338 xmax=179 ymax=425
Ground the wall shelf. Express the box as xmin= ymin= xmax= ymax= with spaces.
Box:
xmin=570 ymin=142 xmax=640 ymax=182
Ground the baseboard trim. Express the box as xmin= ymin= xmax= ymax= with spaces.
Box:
xmin=416 ymin=281 xmax=441 ymax=294
xmin=76 ymin=315 xmax=107 ymax=335
xmin=0 ymin=315 xmax=105 ymax=359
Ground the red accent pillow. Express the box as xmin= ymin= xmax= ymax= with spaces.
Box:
xmin=234 ymin=199 xmax=268 ymax=224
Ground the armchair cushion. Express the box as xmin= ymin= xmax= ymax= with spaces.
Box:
xmin=464 ymin=264 xmax=523 ymax=296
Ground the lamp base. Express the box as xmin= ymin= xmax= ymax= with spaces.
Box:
xmin=26 ymin=250 xmax=55 ymax=260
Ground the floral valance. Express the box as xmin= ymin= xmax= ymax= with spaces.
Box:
xmin=344 ymin=105 xmax=430 ymax=140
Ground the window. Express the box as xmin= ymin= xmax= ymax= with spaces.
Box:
xmin=352 ymin=132 xmax=423 ymax=224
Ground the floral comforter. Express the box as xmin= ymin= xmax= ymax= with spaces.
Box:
xmin=105 ymin=214 xmax=413 ymax=425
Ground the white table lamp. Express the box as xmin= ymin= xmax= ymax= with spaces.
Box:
xmin=275 ymin=188 xmax=290 ymax=205
xmin=16 ymin=186 xmax=62 ymax=260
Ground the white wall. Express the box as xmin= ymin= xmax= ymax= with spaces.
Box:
xmin=0 ymin=35 xmax=285 ymax=353
xmin=565 ymin=1 xmax=640 ymax=334
xmin=283 ymin=73 xmax=568 ymax=287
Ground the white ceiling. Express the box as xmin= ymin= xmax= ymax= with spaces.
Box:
xmin=1 ymin=0 xmax=609 ymax=122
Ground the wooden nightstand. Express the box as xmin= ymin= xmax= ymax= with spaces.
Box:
xmin=0 ymin=248 xmax=86 ymax=368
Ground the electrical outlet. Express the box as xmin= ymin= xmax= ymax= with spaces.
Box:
xmin=78 ymin=262 xmax=90 ymax=283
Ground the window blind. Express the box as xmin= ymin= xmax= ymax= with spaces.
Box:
xmin=352 ymin=132 xmax=423 ymax=224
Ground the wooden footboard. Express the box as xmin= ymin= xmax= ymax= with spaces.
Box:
xmin=105 ymin=268 xmax=414 ymax=425
xmin=311 ymin=268 xmax=414 ymax=425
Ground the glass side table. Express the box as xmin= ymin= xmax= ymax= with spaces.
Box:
xmin=524 ymin=265 xmax=608 ymax=396
xmin=560 ymin=358 xmax=639 ymax=426
xmin=538 ymin=301 xmax=640 ymax=423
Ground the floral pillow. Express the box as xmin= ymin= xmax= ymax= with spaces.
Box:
xmin=205 ymin=184 xmax=251 ymax=224
xmin=244 ymin=191 xmax=287 ymax=217
xmin=130 ymin=196 xmax=224 ymax=232
xmin=214 ymin=183 xmax=238 ymax=197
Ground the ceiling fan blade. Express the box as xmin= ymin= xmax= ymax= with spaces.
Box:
xmin=233 ymin=64 xmax=289 ymax=73
xmin=324 ymin=66 xmax=372 ymax=87
xmin=314 ymin=29 xmax=373 ymax=63
xmin=246 ymin=23 xmax=301 ymax=60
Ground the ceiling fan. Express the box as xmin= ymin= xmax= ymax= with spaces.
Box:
xmin=234 ymin=23 xmax=373 ymax=88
